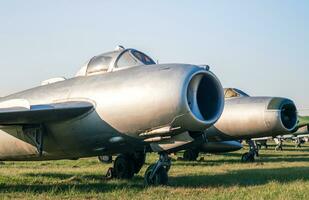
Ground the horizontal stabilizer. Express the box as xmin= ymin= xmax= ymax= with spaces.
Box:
xmin=0 ymin=100 xmax=94 ymax=125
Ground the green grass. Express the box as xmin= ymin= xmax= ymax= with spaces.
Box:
xmin=1 ymin=142 xmax=309 ymax=199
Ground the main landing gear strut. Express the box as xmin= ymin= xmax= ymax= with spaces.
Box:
xmin=104 ymin=152 xmax=171 ymax=186
xmin=105 ymin=152 xmax=146 ymax=179
xmin=182 ymin=149 xmax=199 ymax=161
xmin=241 ymin=139 xmax=259 ymax=162
xmin=144 ymin=152 xmax=171 ymax=186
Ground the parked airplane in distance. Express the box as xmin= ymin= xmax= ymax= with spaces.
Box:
xmin=181 ymin=88 xmax=297 ymax=162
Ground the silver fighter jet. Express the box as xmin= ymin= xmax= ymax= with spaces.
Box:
xmin=0 ymin=46 xmax=225 ymax=185
xmin=182 ymin=88 xmax=297 ymax=161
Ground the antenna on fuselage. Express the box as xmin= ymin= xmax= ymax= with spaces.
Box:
xmin=199 ymin=65 xmax=210 ymax=71
xmin=115 ymin=45 xmax=125 ymax=51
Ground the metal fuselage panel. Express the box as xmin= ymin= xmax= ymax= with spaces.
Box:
xmin=206 ymin=97 xmax=289 ymax=141
xmin=0 ymin=64 xmax=207 ymax=160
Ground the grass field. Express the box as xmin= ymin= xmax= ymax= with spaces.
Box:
xmin=1 ymin=142 xmax=309 ymax=200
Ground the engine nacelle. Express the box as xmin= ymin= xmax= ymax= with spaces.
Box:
xmin=206 ymin=96 xmax=297 ymax=140
xmin=82 ymin=64 xmax=225 ymax=138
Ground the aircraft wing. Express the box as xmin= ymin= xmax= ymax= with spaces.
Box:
xmin=297 ymin=115 xmax=309 ymax=128
xmin=0 ymin=99 xmax=94 ymax=125
xmin=252 ymin=137 xmax=272 ymax=141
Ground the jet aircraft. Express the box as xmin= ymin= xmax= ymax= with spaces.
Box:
xmin=181 ymin=88 xmax=297 ymax=162
xmin=254 ymin=115 xmax=309 ymax=150
xmin=0 ymin=46 xmax=225 ymax=185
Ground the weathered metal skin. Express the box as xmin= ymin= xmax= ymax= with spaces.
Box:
xmin=0 ymin=60 xmax=224 ymax=161
xmin=206 ymin=94 xmax=297 ymax=141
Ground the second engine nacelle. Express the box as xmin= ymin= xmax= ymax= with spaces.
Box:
xmin=206 ymin=96 xmax=297 ymax=140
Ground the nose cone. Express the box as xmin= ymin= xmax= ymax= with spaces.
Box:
xmin=266 ymin=98 xmax=297 ymax=132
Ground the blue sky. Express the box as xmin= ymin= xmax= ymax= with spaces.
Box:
xmin=0 ymin=1 xmax=308 ymax=111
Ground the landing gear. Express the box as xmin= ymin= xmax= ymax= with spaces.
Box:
xmin=274 ymin=138 xmax=283 ymax=151
xmin=241 ymin=152 xmax=255 ymax=162
xmin=241 ymin=140 xmax=258 ymax=162
xmin=114 ymin=154 xmax=135 ymax=179
xmin=106 ymin=152 xmax=146 ymax=179
xmin=295 ymin=138 xmax=304 ymax=148
xmin=256 ymin=140 xmax=268 ymax=149
xmin=132 ymin=152 xmax=146 ymax=174
xmin=144 ymin=153 xmax=171 ymax=186
xmin=183 ymin=149 xmax=199 ymax=161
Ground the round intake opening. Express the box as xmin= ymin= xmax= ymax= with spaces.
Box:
xmin=186 ymin=72 xmax=224 ymax=124
xmin=280 ymin=102 xmax=297 ymax=130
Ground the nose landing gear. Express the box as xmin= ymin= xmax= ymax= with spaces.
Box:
xmin=241 ymin=140 xmax=258 ymax=162
xmin=144 ymin=153 xmax=171 ymax=186
xmin=183 ymin=149 xmax=199 ymax=161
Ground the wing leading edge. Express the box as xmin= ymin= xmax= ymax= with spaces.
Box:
xmin=0 ymin=99 xmax=94 ymax=125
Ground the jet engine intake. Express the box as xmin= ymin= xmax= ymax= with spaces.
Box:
xmin=183 ymin=70 xmax=224 ymax=132
xmin=208 ymin=97 xmax=298 ymax=139
xmin=266 ymin=98 xmax=297 ymax=132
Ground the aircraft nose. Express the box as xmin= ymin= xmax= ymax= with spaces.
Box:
xmin=266 ymin=97 xmax=297 ymax=131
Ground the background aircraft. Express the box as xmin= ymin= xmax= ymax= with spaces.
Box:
xmin=254 ymin=115 xmax=309 ymax=150
xmin=181 ymin=88 xmax=297 ymax=162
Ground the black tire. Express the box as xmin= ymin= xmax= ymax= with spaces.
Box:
xmin=241 ymin=152 xmax=255 ymax=162
xmin=132 ymin=152 xmax=146 ymax=174
xmin=114 ymin=154 xmax=135 ymax=179
xmin=241 ymin=153 xmax=248 ymax=162
xmin=144 ymin=164 xmax=168 ymax=186
xmin=248 ymin=154 xmax=255 ymax=162
xmin=183 ymin=149 xmax=198 ymax=161
xmin=98 ymin=155 xmax=112 ymax=163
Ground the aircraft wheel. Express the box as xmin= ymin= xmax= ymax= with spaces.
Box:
xmin=98 ymin=155 xmax=112 ymax=163
xmin=183 ymin=149 xmax=199 ymax=161
xmin=114 ymin=154 xmax=135 ymax=179
xmin=275 ymin=145 xmax=283 ymax=151
xmin=132 ymin=152 xmax=146 ymax=174
xmin=105 ymin=167 xmax=114 ymax=179
xmin=144 ymin=164 xmax=168 ymax=186
xmin=241 ymin=152 xmax=255 ymax=162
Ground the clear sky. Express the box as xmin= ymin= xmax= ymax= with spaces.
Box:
xmin=0 ymin=1 xmax=308 ymax=111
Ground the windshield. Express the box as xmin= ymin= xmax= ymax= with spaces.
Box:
xmin=131 ymin=50 xmax=155 ymax=65
xmin=116 ymin=50 xmax=140 ymax=68
xmin=224 ymin=88 xmax=249 ymax=98
xmin=233 ymin=88 xmax=249 ymax=97
xmin=87 ymin=55 xmax=112 ymax=74
xmin=116 ymin=49 xmax=155 ymax=68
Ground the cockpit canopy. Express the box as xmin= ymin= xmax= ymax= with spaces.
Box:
xmin=76 ymin=47 xmax=156 ymax=77
xmin=224 ymin=88 xmax=250 ymax=98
